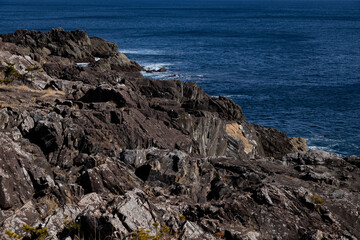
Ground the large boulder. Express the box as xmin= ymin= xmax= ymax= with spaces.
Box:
xmin=283 ymin=150 xmax=343 ymax=166
xmin=0 ymin=132 xmax=53 ymax=209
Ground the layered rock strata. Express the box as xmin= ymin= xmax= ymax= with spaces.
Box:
xmin=0 ymin=29 xmax=358 ymax=240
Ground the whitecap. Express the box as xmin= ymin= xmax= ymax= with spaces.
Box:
xmin=76 ymin=62 xmax=90 ymax=67
xmin=141 ymin=71 xmax=170 ymax=80
xmin=223 ymin=94 xmax=252 ymax=99
xmin=307 ymin=135 xmax=343 ymax=143
xmin=307 ymin=144 xmax=342 ymax=157
xmin=308 ymin=145 xmax=332 ymax=152
xmin=119 ymin=49 xmax=164 ymax=55
xmin=174 ymin=74 xmax=205 ymax=81
xmin=143 ymin=63 xmax=171 ymax=71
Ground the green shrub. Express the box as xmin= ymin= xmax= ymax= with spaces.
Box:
xmin=311 ymin=195 xmax=323 ymax=205
xmin=25 ymin=65 xmax=41 ymax=72
xmin=5 ymin=224 xmax=48 ymax=240
xmin=23 ymin=224 xmax=48 ymax=240
xmin=5 ymin=230 xmax=22 ymax=239
xmin=311 ymin=195 xmax=324 ymax=212
xmin=131 ymin=223 xmax=171 ymax=240
xmin=63 ymin=218 xmax=80 ymax=231
xmin=179 ymin=214 xmax=186 ymax=222
xmin=0 ymin=62 xmax=23 ymax=84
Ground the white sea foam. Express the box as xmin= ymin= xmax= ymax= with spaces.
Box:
xmin=223 ymin=94 xmax=252 ymax=99
xmin=307 ymin=135 xmax=340 ymax=142
xmin=307 ymin=143 xmax=342 ymax=156
xmin=308 ymin=145 xmax=333 ymax=152
xmin=139 ymin=62 xmax=205 ymax=82
xmin=76 ymin=62 xmax=90 ymax=67
xmin=142 ymin=62 xmax=173 ymax=71
xmin=175 ymin=74 xmax=205 ymax=80
xmin=142 ymin=71 xmax=174 ymax=80
xmin=119 ymin=49 xmax=164 ymax=55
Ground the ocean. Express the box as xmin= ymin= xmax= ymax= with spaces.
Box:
xmin=1 ymin=0 xmax=359 ymax=156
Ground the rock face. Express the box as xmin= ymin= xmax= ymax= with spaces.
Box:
xmin=0 ymin=28 xmax=140 ymax=71
xmin=0 ymin=29 xmax=359 ymax=240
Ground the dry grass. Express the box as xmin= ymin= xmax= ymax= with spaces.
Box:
xmin=38 ymin=196 xmax=59 ymax=218
xmin=41 ymin=89 xmax=65 ymax=98
xmin=0 ymin=85 xmax=65 ymax=108
xmin=0 ymin=85 xmax=64 ymax=97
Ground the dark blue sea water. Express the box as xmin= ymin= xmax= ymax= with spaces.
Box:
xmin=1 ymin=0 xmax=360 ymax=156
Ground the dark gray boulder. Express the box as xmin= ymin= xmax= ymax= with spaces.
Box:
xmin=0 ymin=29 xmax=358 ymax=240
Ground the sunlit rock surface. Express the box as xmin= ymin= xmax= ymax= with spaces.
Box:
xmin=0 ymin=29 xmax=358 ymax=240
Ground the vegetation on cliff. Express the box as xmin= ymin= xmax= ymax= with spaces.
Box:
xmin=0 ymin=29 xmax=359 ymax=240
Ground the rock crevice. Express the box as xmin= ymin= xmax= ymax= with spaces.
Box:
xmin=0 ymin=29 xmax=358 ymax=240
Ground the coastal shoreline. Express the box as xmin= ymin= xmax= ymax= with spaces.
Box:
xmin=0 ymin=29 xmax=359 ymax=239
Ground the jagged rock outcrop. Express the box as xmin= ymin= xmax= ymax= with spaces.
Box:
xmin=0 ymin=28 xmax=140 ymax=71
xmin=0 ymin=29 xmax=358 ymax=240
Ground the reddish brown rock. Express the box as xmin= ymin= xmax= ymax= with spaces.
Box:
xmin=0 ymin=29 xmax=358 ymax=240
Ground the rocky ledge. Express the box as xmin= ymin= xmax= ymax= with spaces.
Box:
xmin=0 ymin=28 xmax=359 ymax=240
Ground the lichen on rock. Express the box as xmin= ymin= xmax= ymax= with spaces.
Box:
xmin=0 ymin=29 xmax=358 ymax=240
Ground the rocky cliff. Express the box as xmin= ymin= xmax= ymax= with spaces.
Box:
xmin=0 ymin=28 xmax=359 ymax=240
